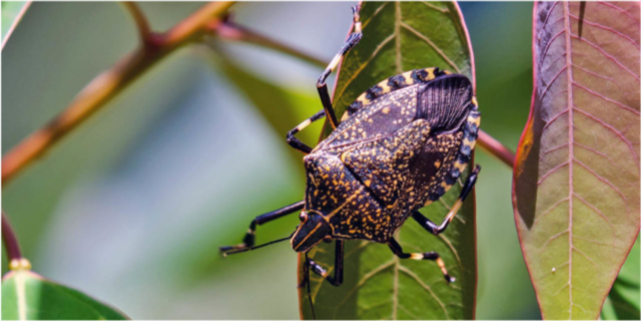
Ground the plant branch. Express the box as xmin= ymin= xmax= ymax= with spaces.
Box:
xmin=477 ymin=129 xmax=515 ymax=167
xmin=215 ymin=22 xmax=326 ymax=68
xmin=1 ymin=1 xmax=234 ymax=186
xmin=122 ymin=2 xmax=152 ymax=46
xmin=211 ymin=23 xmax=516 ymax=169
xmin=1 ymin=1 xmax=32 ymax=50
xmin=2 ymin=212 xmax=22 ymax=261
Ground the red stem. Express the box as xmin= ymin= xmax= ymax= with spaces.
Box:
xmin=2 ymin=212 xmax=22 ymax=261
xmin=478 ymin=130 xmax=516 ymax=167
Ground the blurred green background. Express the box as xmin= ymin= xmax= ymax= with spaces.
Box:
xmin=2 ymin=2 xmax=538 ymax=319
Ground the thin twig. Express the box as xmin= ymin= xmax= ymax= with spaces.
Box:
xmin=1 ymin=1 xmax=32 ymax=50
xmin=215 ymin=22 xmax=326 ymax=67
xmin=1 ymin=1 xmax=234 ymax=186
xmin=122 ymin=2 xmax=152 ymax=46
xmin=477 ymin=129 xmax=516 ymax=167
xmin=211 ymin=23 xmax=516 ymax=169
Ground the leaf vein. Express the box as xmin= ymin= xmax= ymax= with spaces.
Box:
xmin=397 ymin=264 xmax=450 ymax=319
xmin=400 ymin=22 xmax=460 ymax=72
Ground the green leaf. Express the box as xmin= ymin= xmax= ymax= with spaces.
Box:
xmin=1 ymin=2 xmax=30 ymax=48
xmin=298 ymin=2 xmax=477 ymax=319
xmin=601 ymin=236 xmax=640 ymax=320
xmin=2 ymin=269 xmax=128 ymax=320
xmin=513 ymin=2 xmax=640 ymax=319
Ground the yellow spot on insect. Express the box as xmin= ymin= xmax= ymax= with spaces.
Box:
xmin=356 ymin=93 xmax=370 ymax=106
xmin=378 ymin=81 xmax=392 ymax=94
xmin=410 ymin=253 xmax=423 ymax=260
xmin=472 ymin=97 xmax=478 ymax=106
xmin=364 ymin=180 xmax=371 ymax=187
xmin=297 ymin=119 xmax=311 ymax=130
xmin=382 ymin=107 xmax=390 ymax=114
xmin=434 ymin=160 xmax=442 ymax=168
xmin=424 ymin=68 xmax=436 ymax=80
xmin=341 ymin=112 xmax=350 ymax=121
xmin=402 ymin=71 xmax=415 ymax=85
xmin=442 ymin=70 xmax=452 ymax=75
xmin=454 ymin=161 xmax=467 ymax=173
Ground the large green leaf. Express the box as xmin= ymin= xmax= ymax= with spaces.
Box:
xmin=601 ymin=236 xmax=640 ymax=320
xmin=298 ymin=2 xmax=477 ymax=319
xmin=513 ymin=2 xmax=640 ymax=319
xmin=1 ymin=2 xmax=30 ymax=48
xmin=2 ymin=269 xmax=128 ymax=320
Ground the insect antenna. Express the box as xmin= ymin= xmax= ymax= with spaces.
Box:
xmin=223 ymin=233 xmax=293 ymax=256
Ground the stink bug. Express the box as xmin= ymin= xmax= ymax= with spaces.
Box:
xmin=220 ymin=4 xmax=480 ymax=309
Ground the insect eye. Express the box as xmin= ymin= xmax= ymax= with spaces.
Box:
xmin=299 ymin=212 xmax=308 ymax=222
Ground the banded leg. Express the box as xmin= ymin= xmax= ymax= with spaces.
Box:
xmin=317 ymin=5 xmax=362 ymax=129
xmin=306 ymin=240 xmax=344 ymax=286
xmin=219 ymin=200 xmax=304 ymax=256
xmin=388 ymin=237 xmax=455 ymax=283
xmin=412 ymin=165 xmax=481 ymax=235
xmin=286 ymin=110 xmax=325 ymax=154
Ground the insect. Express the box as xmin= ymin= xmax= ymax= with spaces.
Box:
xmin=220 ymin=4 xmax=481 ymax=311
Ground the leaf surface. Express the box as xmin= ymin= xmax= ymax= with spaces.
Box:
xmin=1 ymin=270 xmax=128 ymax=320
xmin=513 ymin=2 xmax=640 ymax=319
xmin=298 ymin=2 xmax=477 ymax=319
xmin=1 ymin=2 xmax=30 ymax=49
xmin=601 ymin=235 xmax=640 ymax=320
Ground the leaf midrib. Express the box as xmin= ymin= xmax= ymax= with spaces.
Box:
xmin=563 ymin=2 xmax=577 ymax=318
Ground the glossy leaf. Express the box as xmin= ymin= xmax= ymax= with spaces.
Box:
xmin=513 ymin=2 xmax=640 ymax=319
xmin=298 ymin=2 xmax=477 ymax=319
xmin=1 ymin=269 xmax=128 ymax=320
xmin=1 ymin=2 xmax=30 ymax=49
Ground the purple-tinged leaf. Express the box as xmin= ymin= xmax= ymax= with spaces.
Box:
xmin=513 ymin=2 xmax=640 ymax=319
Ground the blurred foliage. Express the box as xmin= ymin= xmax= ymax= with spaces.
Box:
xmin=1 ymin=2 xmax=29 ymax=43
xmin=602 ymin=236 xmax=641 ymax=320
xmin=2 ymin=2 xmax=542 ymax=319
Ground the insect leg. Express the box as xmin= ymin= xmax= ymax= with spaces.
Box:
xmin=415 ymin=165 xmax=481 ymax=235
xmin=316 ymin=5 xmax=362 ymax=129
xmin=286 ymin=110 xmax=325 ymax=154
xmin=306 ymin=240 xmax=344 ymax=286
xmin=388 ymin=237 xmax=455 ymax=283
xmin=219 ymin=200 xmax=304 ymax=256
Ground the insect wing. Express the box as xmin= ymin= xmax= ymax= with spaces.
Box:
xmin=416 ymin=74 xmax=473 ymax=133
xmin=340 ymin=119 xmax=431 ymax=207
xmin=318 ymin=85 xmax=420 ymax=151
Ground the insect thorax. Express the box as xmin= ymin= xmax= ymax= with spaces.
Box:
xmin=302 ymin=70 xmax=479 ymax=243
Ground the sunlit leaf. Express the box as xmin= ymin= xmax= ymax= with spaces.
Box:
xmin=513 ymin=2 xmax=640 ymax=319
xmin=1 ymin=269 xmax=128 ymax=320
xmin=1 ymin=2 xmax=30 ymax=48
xmin=298 ymin=2 xmax=477 ymax=319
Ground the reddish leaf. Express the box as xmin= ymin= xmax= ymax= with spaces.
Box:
xmin=513 ymin=1 xmax=640 ymax=319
